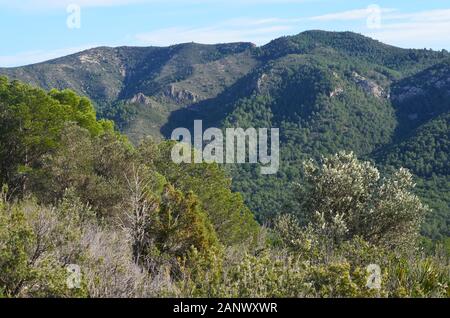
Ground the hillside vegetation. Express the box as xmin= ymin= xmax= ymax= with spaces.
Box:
xmin=1 ymin=30 xmax=449 ymax=243
xmin=0 ymin=77 xmax=448 ymax=297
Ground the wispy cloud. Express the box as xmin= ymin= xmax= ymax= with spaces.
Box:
xmin=308 ymin=7 xmax=450 ymax=49
xmin=382 ymin=8 xmax=450 ymax=22
xmin=135 ymin=6 xmax=450 ymax=49
xmin=309 ymin=7 xmax=395 ymax=21
xmin=0 ymin=45 xmax=97 ymax=67
xmin=369 ymin=8 xmax=450 ymax=49
xmin=135 ymin=18 xmax=301 ymax=46
xmin=4 ymin=4 xmax=450 ymax=67
xmin=367 ymin=10 xmax=450 ymax=49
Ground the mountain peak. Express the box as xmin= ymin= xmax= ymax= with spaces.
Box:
xmin=259 ymin=30 xmax=450 ymax=73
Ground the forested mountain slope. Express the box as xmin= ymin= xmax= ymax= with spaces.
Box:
xmin=1 ymin=30 xmax=449 ymax=240
xmin=0 ymin=42 xmax=257 ymax=141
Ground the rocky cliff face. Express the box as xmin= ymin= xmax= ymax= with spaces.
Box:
xmin=352 ymin=72 xmax=388 ymax=99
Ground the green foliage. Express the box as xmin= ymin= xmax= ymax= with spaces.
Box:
xmin=180 ymin=237 xmax=449 ymax=298
xmin=1 ymin=34 xmax=449 ymax=298
xmin=378 ymin=113 xmax=449 ymax=177
xmin=176 ymin=153 xmax=448 ymax=299
xmin=145 ymin=140 xmax=260 ymax=246
xmin=0 ymin=191 xmax=90 ymax=297
xmin=32 ymin=123 xmax=135 ymax=218
xmin=296 ymin=152 xmax=428 ymax=250
xmin=259 ymin=31 xmax=449 ymax=73
xmin=375 ymin=113 xmax=450 ymax=239
xmin=157 ymin=184 xmax=219 ymax=256
xmin=2 ymin=32 xmax=449 ymax=240
xmin=0 ymin=77 xmax=113 ymax=194
xmin=0 ymin=78 xmax=261 ymax=297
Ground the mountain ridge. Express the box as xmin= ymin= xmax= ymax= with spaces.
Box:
xmin=1 ymin=30 xmax=449 ymax=239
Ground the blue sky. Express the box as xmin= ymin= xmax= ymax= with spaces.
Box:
xmin=1 ymin=0 xmax=450 ymax=67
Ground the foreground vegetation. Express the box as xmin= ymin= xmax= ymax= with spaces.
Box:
xmin=0 ymin=77 xmax=449 ymax=297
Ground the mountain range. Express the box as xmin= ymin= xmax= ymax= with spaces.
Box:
xmin=1 ymin=30 xmax=449 ymax=240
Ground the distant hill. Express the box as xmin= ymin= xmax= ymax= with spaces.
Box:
xmin=0 ymin=42 xmax=257 ymax=141
xmin=1 ymin=30 xmax=449 ymax=239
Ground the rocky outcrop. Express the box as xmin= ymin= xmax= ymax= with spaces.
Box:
xmin=163 ymin=85 xmax=199 ymax=104
xmin=130 ymin=92 xmax=152 ymax=106
xmin=352 ymin=72 xmax=387 ymax=99
xmin=256 ymin=73 xmax=269 ymax=93
xmin=78 ymin=53 xmax=101 ymax=65
xmin=330 ymin=87 xmax=344 ymax=97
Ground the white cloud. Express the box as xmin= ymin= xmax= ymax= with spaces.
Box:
xmin=4 ymin=5 xmax=450 ymax=67
xmin=0 ymin=16 xmax=304 ymax=67
xmin=307 ymin=7 xmax=450 ymax=50
xmin=368 ymin=21 xmax=450 ymax=49
xmin=383 ymin=9 xmax=450 ymax=22
xmin=368 ymin=9 xmax=450 ymax=49
xmin=135 ymin=18 xmax=300 ymax=46
xmin=309 ymin=7 xmax=395 ymax=21
xmin=0 ymin=45 xmax=97 ymax=67
xmin=129 ymin=7 xmax=450 ymax=49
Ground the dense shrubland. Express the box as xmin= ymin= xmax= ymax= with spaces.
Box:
xmin=0 ymin=77 xmax=448 ymax=298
